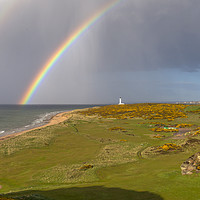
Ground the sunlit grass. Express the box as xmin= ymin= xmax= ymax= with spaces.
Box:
xmin=1 ymin=104 xmax=200 ymax=200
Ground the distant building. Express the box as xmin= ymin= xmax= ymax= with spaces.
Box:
xmin=118 ymin=97 xmax=125 ymax=105
xmin=176 ymin=101 xmax=200 ymax=105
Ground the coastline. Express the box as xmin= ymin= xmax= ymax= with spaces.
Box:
xmin=0 ymin=110 xmax=73 ymax=142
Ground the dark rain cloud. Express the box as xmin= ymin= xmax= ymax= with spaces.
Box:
xmin=0 ymin=0 xmax=200 ymax=103
xmin=94 ymin=0 xmax=200 ymax=72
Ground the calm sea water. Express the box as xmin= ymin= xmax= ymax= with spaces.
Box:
xmin=0 ymin=104 xmax=100 ymax=138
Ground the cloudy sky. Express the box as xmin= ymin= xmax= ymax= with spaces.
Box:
xmin=1 ymin=0 xmax=200 ymax=104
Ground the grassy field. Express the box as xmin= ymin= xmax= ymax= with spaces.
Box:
xmin=1 ymin=104 xmax=200 ymax=200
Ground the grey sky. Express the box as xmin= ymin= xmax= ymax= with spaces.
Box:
xmin=0 ymin=0 xmax=200 ymax=104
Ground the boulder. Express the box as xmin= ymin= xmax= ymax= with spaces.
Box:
xmin=181 ymin=152 xmax=200 ymax=175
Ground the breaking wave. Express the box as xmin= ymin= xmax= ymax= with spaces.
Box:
xmin=0 ymin=111 xmax=64 ymax=138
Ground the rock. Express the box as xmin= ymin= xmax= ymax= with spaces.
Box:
xmin=181 ymin=152 xmax=200 ymax=175
xmin=182 ymin=139 xmax=200 ymax=149
xmin=187 ymin=164 xmax=196 ymax=171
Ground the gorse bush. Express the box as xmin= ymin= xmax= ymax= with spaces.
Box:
xmin=151 ymin=128 xmax=178 ymax=133
xmin=194 ymin=130 xmax=200 ymax=135
xmin=79 ymin=104 xmax=188 ymax=121
xmin=153 ymin=135 xmax=165 ymax=138
xmin=175 ymin=124 xmax=193 ymax=128
xmin=158 ymin=143 xmax=181 ymax=151
xmin=109 ymin=127 xmax=126 ymax=131
xmin=79 ymin=164 xmax=94 ymax=171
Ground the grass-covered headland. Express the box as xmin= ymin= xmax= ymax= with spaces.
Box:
xmin=1 ymin=103 xmax=200 ymax=200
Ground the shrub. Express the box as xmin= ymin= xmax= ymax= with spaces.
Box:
xmin=120 ymin=139 xmax=127 ymax=142
xmin=79 ymin=103 xmax=188 ymax=120
xmin=196 ymin=165 xmax=200 ymax=170
xmin=109 ymin=127 xmax=126 ymax=132
xmin=176 ymin=124 xmax=193 ymax=128
xmin=79 ymin=164 xmax=94 ymax=171
xmin=194 ymin=130 xmax=200 ymax=135
xmin=151 ymin=128 xmax=178 ymax=133
xmin=158 ymin=143 xmax=181 ymax=151
xmin=153 ymin=135 xmax=165 ymax=138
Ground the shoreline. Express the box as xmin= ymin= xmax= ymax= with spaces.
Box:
xmin=0 ymin=110 xmax=73 ymax=142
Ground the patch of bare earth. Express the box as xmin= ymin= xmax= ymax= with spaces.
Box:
xmin=172 ymin=128 xmax=192 ymax=139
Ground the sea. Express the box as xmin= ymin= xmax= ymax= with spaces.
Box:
xmin=0 ymin=104 xmax=101 ymax=138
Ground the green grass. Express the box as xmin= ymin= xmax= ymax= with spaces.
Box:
xmin=184 ymin=105 xmax=200 ymax=112
xmin=1 ymin=106 xmax=200 ymax=200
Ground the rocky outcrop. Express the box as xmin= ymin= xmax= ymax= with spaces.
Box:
xmin=182 ymin=139 xmax=200 ymax=149
xmin=181 ymin=152 xmax=200 ymax=175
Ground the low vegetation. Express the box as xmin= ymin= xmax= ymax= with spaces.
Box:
xmin=79 ymin=164 xmax=94 ymax=171
xmin=108 ymin=127 xmax=126 ymax=131
xmin=79 ymin=103 xmax=188 ymax=120
xmin=158 ymin=143 xmax=182 ymax=151
xmin=1 ymin=104 xmax=200 ymax=200
xmin=151 ymin=127 xmax=179 ymax=132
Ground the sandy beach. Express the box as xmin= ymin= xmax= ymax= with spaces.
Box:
xmin=0 ymin=110 xmax=73 ymax=142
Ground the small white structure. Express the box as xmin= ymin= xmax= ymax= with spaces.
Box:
xmin=118 ymin=97 xmax=125 ymax=105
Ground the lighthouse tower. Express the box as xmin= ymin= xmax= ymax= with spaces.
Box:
xmin=118 ymin=97 xmax=125 ymax=105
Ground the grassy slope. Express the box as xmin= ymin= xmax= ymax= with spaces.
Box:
xmin=1 ymin=106 xmax=200 ymax=199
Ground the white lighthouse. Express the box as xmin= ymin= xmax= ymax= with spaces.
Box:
xmin=118 ymin=97 xmax=125 ymax=105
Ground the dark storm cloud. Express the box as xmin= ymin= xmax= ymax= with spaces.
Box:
xmin=0 ymin=0 xmax=200 ymax=103
xmin=95 ymin=0 xmax=200 ymax=72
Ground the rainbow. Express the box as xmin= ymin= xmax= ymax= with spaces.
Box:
xmin=20 ymin=0 xmax=121 ymax=104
